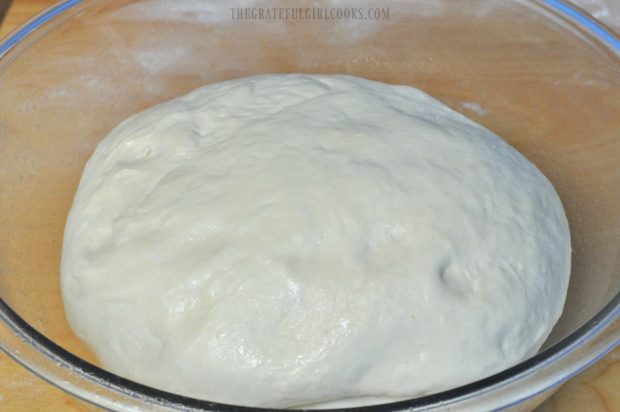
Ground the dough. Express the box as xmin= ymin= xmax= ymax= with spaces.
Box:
xmin=61 ymin=74 xmax=571 ymax=408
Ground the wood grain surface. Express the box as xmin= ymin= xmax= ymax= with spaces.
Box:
xmin=0 ymin=1 xmax=618 ymax=411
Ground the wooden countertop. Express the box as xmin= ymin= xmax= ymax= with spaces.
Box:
xmin=0 ymin=1 xmax=619 ymax=411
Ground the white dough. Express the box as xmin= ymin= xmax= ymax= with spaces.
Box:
xmin=61 ymin=74 xmax=571 ymax=408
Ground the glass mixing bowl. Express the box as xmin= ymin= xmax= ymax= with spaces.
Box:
xmin=1 ymin=0 xmax=619 ymax=410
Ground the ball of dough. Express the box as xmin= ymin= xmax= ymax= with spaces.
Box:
xmin=61 ymin=74 xmax=570 ymax=408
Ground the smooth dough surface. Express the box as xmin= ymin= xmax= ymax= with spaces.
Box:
xmin=61 ymin=74 xmax=571 ymax=408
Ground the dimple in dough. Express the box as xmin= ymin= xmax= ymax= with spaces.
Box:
xmin=61 ymin=74 xmax=571 ymax=408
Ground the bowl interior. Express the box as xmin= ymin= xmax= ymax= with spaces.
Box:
xmin=1 ymin=0 xmax=619 ymax=396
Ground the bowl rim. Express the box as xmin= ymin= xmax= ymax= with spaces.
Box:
xmin=1 ymin=0 xmax=619 ymax=411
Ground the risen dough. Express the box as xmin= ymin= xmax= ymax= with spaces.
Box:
xmin=61 ymin=74 xmax=571 ymax=408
